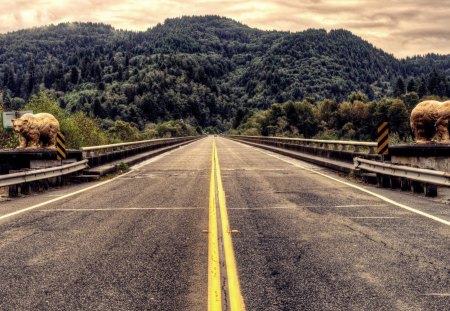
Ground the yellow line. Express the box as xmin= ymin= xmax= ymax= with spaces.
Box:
xmin=208 ymin=140 xmax=222 ymax=311
xmin=214 ymin=139 xmax=246 ymax=311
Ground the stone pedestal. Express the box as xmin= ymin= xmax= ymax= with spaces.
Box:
xmin=0 ymin=149 xmax=82 ymax=175
xmin=389 ymin=144 xmax=450 ymax=172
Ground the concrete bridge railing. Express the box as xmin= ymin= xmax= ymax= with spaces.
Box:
xmin=81 ymin=136 xmax=200 ymax=167
xmin=1 ymin=136 xmax=201 ymax=196
xmin=227 ymin=135 xmax=379 ymax=165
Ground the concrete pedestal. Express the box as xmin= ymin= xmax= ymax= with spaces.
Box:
xmin=0 ymin=149 xmax=83 ymax=197
xmin=0 ymin=149 xmax=82 ymax=175
xmin=389 ymin=144 xmax=450 ymax=172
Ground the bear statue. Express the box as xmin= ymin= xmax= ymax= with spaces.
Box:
xmin=410 ymin=100 xmax=450 ymax=143
xmin=12 ymin=113 xmax=60 ymax=149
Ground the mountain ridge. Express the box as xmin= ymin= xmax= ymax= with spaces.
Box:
xmin=0 ymin=15 xmax=448 ymax=129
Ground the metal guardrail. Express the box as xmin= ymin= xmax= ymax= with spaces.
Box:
xmin=354 ymin=157 xmax=450 ymax=187
xmin=228 ymin=135 xmax=377 ymax=154
xmin=81 ymin=136 xmax=197 ymax=157
xmin=1 ymin=136 xmax=200 ymax=190
xmin=0 ymin=160 xmax=88 ymax=187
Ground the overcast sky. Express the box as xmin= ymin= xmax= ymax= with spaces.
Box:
xmin=1 ymin=0 xmax=449 ymax=58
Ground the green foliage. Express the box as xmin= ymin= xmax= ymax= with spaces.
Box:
xmin=24 ymin=92 xmax=66 ymax=120
xmin=0 ymin=99 xmax=20 ymax=148
xmin=117 ymin=162 xmax=129 ymax=171
xmin=234 ymin=96 xmax=416 ymax=143
xmin=153 ymin=120 xmax=198 ymax=138
xmin=401 ymin=92 xmax=420 ymax=110
xmin=63 ymin=112 xmax=109 ymax=148
xmin=236 ymin=101 xmax=319 ymax=138
xmin=0 ymin=16 xmax=447 ymax=132
xmin=107 ymin=120 xmax=142 ymax=143
xmin=387 ymin=99 xmax=410 ymax=139
xmin=24 ymin=92 xmax=109 ymax=148
xmin=348 ymin=91 xmax=368 ymax=103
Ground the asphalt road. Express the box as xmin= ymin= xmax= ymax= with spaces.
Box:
xmin=0 ymin=136 xmax=449 ymax=310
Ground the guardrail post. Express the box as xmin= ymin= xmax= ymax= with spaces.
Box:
xmin=390 ymin=177 xmax=400 ymax=189
xmin=412 ymin=181 xmax=424 ymax=193
xmin=425 ymin=184 xmax=438 ymax=197
xmin=20 ymin=182 xmax=31 ymax=195
xmin=400 ymin=177 xmax=410 ymax=191
xmin=9 ymin=185 xmax=18 ymax=197
xmin=377 ymin=173 xmax=390 ymax=188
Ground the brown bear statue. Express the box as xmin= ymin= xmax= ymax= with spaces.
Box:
xmin=410 ymin=100 xmax=450 ymax=143
xmin=12 ymin=113 xmax=60 ymax=149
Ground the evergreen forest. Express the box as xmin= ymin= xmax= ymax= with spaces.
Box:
xmin=0 ymin=16 xmax=449 ymax=146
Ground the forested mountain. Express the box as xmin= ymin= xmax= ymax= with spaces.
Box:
xmin=0 ymin=16 xmax=449 ymax=131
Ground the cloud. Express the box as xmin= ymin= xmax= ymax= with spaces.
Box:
xmin=0 ymin=0 xmax=448 ymax=58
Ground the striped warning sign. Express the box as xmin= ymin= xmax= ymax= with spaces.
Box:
xmin=376 ymin=121 xmax=389 ymax=155
xmin=56 ymin=131 xmax=66 ymax=160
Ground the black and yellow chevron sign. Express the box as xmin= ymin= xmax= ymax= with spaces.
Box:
xmin=56 ymin=131 xmax=66 ymax=161
xmin=376 ymin=121 xmax=389 ymax=155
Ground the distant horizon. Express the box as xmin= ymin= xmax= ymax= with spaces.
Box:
xmin=1 ymin=0 xmax=449 ymax=58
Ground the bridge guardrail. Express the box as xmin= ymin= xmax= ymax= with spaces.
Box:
xmin=227 ymin=135 xmax=379 ymax=165
xmin=0 ymin=160 xmax=88 ymax=187
xmin=228 ymin=135 xmax=377 ymax=153
xmin=81 ymin=137 xmax=197 ymax=157
xmin=354 ymin=157 xmax=450 ymax=187
xmin=81 ymin=136 xmax=200 ymax=167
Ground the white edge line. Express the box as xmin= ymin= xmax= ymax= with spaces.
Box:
xmin=421 ymin=293 xmax=450 ymax=297
xmin=348 ymin=217 xmax=402 ymax=219
xmin=38 ymin=207 xmax=204 ymax=211
xmin=0 ymin=145 xmax=188 ymax=222
xmin=237 ymin=140 xmax=450 ymax=226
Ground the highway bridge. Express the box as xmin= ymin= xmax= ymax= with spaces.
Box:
xmin=0 ymin=136 xmax=449 ymax=310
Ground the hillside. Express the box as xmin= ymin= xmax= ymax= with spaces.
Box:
xmin=0 ymin=16 xmax=449 ymax=130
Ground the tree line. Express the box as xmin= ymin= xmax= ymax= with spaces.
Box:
xmin=0 ymin=92 xmax=199 ymax=149
xmin=0 ymin=16 xmax=448 ymax=135
xmin=231 ymin=91 xmax=447 ymax=143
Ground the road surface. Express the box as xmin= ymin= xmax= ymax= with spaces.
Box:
xmin=0 ymin=136 xmax=448 ymax=310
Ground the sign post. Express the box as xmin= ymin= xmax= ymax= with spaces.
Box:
xmin=2 ymin=111 xmax=33 ymax=129
xmin=376 ymin=121 xmax=389 ymax=157
xmin=56 ymin=131 xmax=66 ymax=161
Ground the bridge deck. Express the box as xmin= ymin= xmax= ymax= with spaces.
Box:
xmin=0 ymin=136 xmax=448 ymax=310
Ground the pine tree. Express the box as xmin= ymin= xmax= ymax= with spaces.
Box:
xmin=427 ymin=70 xmax=440 ymax=95
xmin=406 ymin=78 xmax=417 ymax=92
xmin=70 ymin=66 xmax=80 ymax=85
xmin=393 ymin=77 xmax=405 ymax=98
xmin=417 ymin=78 xmax=428 ymax=98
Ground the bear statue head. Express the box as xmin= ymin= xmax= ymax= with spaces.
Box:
xmin=11 ymin=118 xmax=30 ymax=134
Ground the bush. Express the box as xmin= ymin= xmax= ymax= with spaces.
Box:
xmin=24 ymin=92 xmax=110 ymax=149
xmin=0 ymin=102 xmax=18 ymax=148
xmin=107 ymin=120 xmax=142 ymax=143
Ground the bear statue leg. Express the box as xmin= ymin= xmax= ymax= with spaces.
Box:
xmin=412 ymin=123 xmax=434 ymax=143
xmin=16 ymin=136 xmax=27 ymax=149
xmin=436 ymin=116 xmax=450 ymax=143
xmin=48 ymin=133 xmax=57 ymax=149
xmin=27 ymin=132 xmax=41 ymax=149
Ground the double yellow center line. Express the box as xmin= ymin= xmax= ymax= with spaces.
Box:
xmin=208 ymin=139 xmax=246 ymax=311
